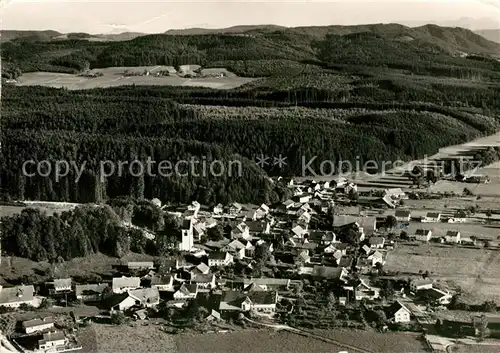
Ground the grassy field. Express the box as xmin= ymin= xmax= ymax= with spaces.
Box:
xmin=176 ymin=330 xmax=348 ymax=353
xmin=385 ymin=243 xmax=500 ymax=303
xmin=14 ymin=66 xmax=255 ymax=90
xmin=449 ymin=343 xmax=500 ymax=353
xmin=95 ymin=323 xmax=177 ymax=353
xmin=312 ymin=329 xmax=428 ymax=353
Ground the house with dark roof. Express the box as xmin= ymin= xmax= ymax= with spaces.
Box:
xmin=173 ymin=283 xmax=198 ymax=300
xmin=208 ymin=251 xmax=233 ymax=267
xmin=422 ymin=212 xmax=442 ymax=223
xmin=75 ymin=283 xmax=109 ymax=302
xmin=394 ymin=210 xmax=411 ymax=222
xmin=22 ymin=317 xmax=54 ymax=334
xmin=387 ymin=301 xmax=411 ymax=323
xmin=0 ymin=285 xmax=35 ymax=308
xmin=219 ymin=291 xmax=278 ymax=314
xmin=414 ymin=229 xmax=432 ymax=242
xmin=38 ymin=331 xmax=67 ymax=351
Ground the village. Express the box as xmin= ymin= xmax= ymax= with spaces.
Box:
xmin=1 ymin=171 xmax=500 ymax=353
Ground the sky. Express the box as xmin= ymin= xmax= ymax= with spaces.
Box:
xmin=2 ymin=0 xmax=500 ymax=34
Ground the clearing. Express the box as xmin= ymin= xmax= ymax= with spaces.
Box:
xmin=14 ymin=66 xmax=255 ymax=90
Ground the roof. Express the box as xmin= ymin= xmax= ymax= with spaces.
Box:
xmin=102 ymin=293 xmax=130 ymax=309
xmin=129 ymin=288 xmax=160 ymax=305
xmin=417 ymin=288 xmax=450 ymax=300
xmin=415 ymin=229 xmax=431 ymax=235
xmin=127 ymin=262 xmax=154 ymax=268
xmin=191 ymin=274 xmax=215 ymax=283
xmin=388 ymin=300 xmax=411 ymax=316
xmin=178 ymin=283 xmax=198 ymax=295
xmin=22 ymin=317 xmax=54 ymax=329
xmin=446 ymin=231 xmax=460 ymax=236
xmin=75 ymin=284 xmax=109 ymax=297
xmin=195 ymin=263 xmax=210 ymax=274
xmin=0 ymin=285 xmax=34 ymax=305
xmin=426 ymin=212 xmax=441 ymax=218
xmin=334 ymin=216 xmax=377 ymax=235
xmin=112 ymin=277 xmax=140 ymax=290
xmin=150 ymin=275 xmax=173 ymax=286
xmin=181 ymin=218 xmax=193 ymax=230
xmin=312 ymin=266 xmax=345 ymax=279
xmin=39 ymin=331 xmax=65 ymax=345
xmin=395 ymin=210 xmax=411 ymax=217
xmin=209 ymin=251 xmax=229 ymax=260
xmin=53 ymin=278 xmax=72 ymax=288
xmin=243 ymin=278 xmax=290 ymax=286
xmin=226 ymin=240 xmax=246 ymax=250
xmin=220 ymin=290 xmax=277 ymax=310
xmin=246 ymin=221 xmax=269 ymax=232
xmin=369 ymin=236 xmax=385 ymax=245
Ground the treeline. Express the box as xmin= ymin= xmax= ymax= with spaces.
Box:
xmin=0 ymin=200 xmax=186 ymax=262
xmin=0 ymin=206 xmax=144 ymax=261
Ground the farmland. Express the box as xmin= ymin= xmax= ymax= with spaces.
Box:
xmin=13 ymin=66 xmax=255 ymax=90
xmin=385 ymin=244 xmax=500 ymax=303
xmin=95 ymin=323 xmax=177 ymax=353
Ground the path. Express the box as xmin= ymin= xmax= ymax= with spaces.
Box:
xmin=244 ymin=317 xmax=374 ymax=353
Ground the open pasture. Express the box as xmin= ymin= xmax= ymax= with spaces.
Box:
xmin=15 ymin=66 xmax=255 ymax=90
xmin=385 ymin=243 xmax=500 ymax=303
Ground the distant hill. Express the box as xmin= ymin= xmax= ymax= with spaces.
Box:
xmin=94 ymin=32 xmax=147 ymax=41
xmin=163 ymin=23 xmax=500 ymax=56
xmin=475 ymin=29 xmax=500 ymax=44
xmin=164 ymin=25 xmax=286 ymax=35
xmin=0 ymin=30 xmax=62 ymax=42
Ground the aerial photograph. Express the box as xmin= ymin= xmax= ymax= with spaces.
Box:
xmin=1 ymin=0 xmax=500 ymax=352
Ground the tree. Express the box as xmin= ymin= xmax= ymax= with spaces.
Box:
xmin=373 ymin=309 xmax=387 ymax=327
xmin=0 ymin=314 xmax=16 ymax=337
xmin=348 ymin=189 xmax=359 ymax=203
xmin=375 ymin=262 xmax=384 ymax=275
xmin=207 ymin=225 xmax=224 ymax=241
xmin=485 ymin=210 xmax=493 ymax=222
xmin=380 ymin=280 xmax=395 ymax=300
xmin=475 ymin=314 xmax=490 ymax=341
xmin=481 ymin=300 xmax=497 ymax=313
xmin=110 ymin=311 xmax=128 ymax=325
xmin=385 ymin=215 xmax=398 ymax=229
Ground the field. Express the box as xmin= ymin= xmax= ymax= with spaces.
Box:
xmin=385 ymin=244 xmax=500 ymax=303
xmin=14 ymin=66 xmax=255 ymax=90
xmin=95 ymin=323 xmax=177 ymax=353
xmin=176 ymin=330 xmax=347 ymax=353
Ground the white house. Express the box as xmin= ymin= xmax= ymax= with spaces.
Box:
xmin=0 ymin=285 xmax=35 ymax=308
xmin=112 ymin=276 xmax=140 ymax=294
xmin=173 ymin=283 xmax=198 ymax=300
xmin=369 ymin=237 xmax=385 ymax=249
xmin=410 ymin=279 xmax=433 ymax=292
xmin=75 ymin=283 xmax=109 ymax=302
xmin=38 ymin=331 xmax=67 ymax=351
xmin=53 ymin=278 xmax=72 ymax=293
xmin=208 ymin=251 xmax=234 ymax=267
xmin=223 ymin=240 xmax=246 ymax=260
xmin=231 ymin=222 xmax=250 ymax=240
xmin=150 ymin=275 xmax=174 ymax=292
xmin=422 ymin=212 xmax=442 ymax=223
xmin=395 ymin=210 xmax=411 ymax=222
xmin=444 ymin=231 xmax=461 ymax=244
xmin=213 ymin=203 xmax=224 ymax=215
xmin=414 ymin=229 xmax=432 ymax=242
xmin=389 ymin=301 xmax=411 ymax=323
xmin=22 ymin=317 xmax=54 ymax=334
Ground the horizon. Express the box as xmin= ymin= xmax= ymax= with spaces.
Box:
xmin=2 ymin=0 xmax=500 ymax=35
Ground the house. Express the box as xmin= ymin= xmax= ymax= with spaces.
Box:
xmin=294 ymin=194 xmax=311 ymax=203
xmin=112 ymin=276 xmax=140 ymax=293
xmin=295 ymin=250 xmax=311 ymax=265
xmin=246 ymin=221 xmax=271 ymax=234
xmin=75 ymin=284 xmax=109 ymax=302
xmin=229 ymin=203 xmax=243 ymax=215
xmin=38 ymin=331 xmax=67 ymax=351
xmin=173 ymin=283 xmax=198 ymax=300
xmin=384 ymin=188 xmax=408 ymax=200
xmin=179 ymin=218 xmax=194 ymax=251
xmin=242 ymin=278 xmax=291 ymax=292
xmin=461 ymin=237 xmax=477 ymax=246
xmin=213 ymin=204 xmax=224 ymax=215
xmin=334 ymin=216 xmax=377 ymax=237
xmin=193 ymin=223 xmax=206 ymax=241
xmin=388 ymin=301 xmax=411 ymax=323
xmin=231 ymin=223 xmax=250 ymax=240
xmin=190 ymin=274 xmax=216 ymax=290
xmin=380 ymin=195 xmax=396 ymax=209
xmin=193 ymin=263 xmax=211 ymax=275
xmin=418 ymin=288 xmax=452 ymax=305
xmin=367 ymin=250 xmax=385 ymax=267
xmin=127 ymin=262 xmax=154 ymax=271
xmin=291 ymin=225 xmax=307 ymax=238
xmin=150 ymin=275 xmax=174 ymax=291
xmin=422 ymin=212 xmax=442 ymax=223
xmin=394 ymin=210 xmax=411 ymax=222
xmin=410 ymin=279 xmax=433 ymax=292
xmin=52 ymin=278 xmax=72 ymax=293
xmin=223 ymin=240 xmax=246 ymax=259
xmin=414 ymin=229 xmax=432 ymax=242
xmin=128 ymin=288 xmax=160 ymax=308
xmin=187 ymin=201 xmax=201 ymax=216
xmin=208 ymin=251 xmax=234 ymax=267
xmin=445 ymin=231 xmax=461 ymax=244
xmin=219 ymin=291 xmax=278 ymax=314
xmin=449 ymin=210 xmax=467 ymax=223
xmin=22 ymin=317 xmax=54 ymax=334
xmin=205 ymin=309 xmax=222 ymax=321
xmin=311 ymin=266 xmax=348 ymax=282
xmin=345 ymin=279 xmax=380 ymax=301
xmin=0 ymin=285 xmax=35 ymax=308
xmin=369 ymin=236 xmax=385 ymax=249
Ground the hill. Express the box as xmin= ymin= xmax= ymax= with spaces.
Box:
xmin=476 ymin=29 xmax=500 ymax=44
xmin=164 ymin=25 xmax=287 ymax=35
xmin=0 ymin=30 xmax=62 ymax=42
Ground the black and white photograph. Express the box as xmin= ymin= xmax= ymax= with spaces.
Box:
xmin=1 ymin=0 xmax=500 ymax=352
